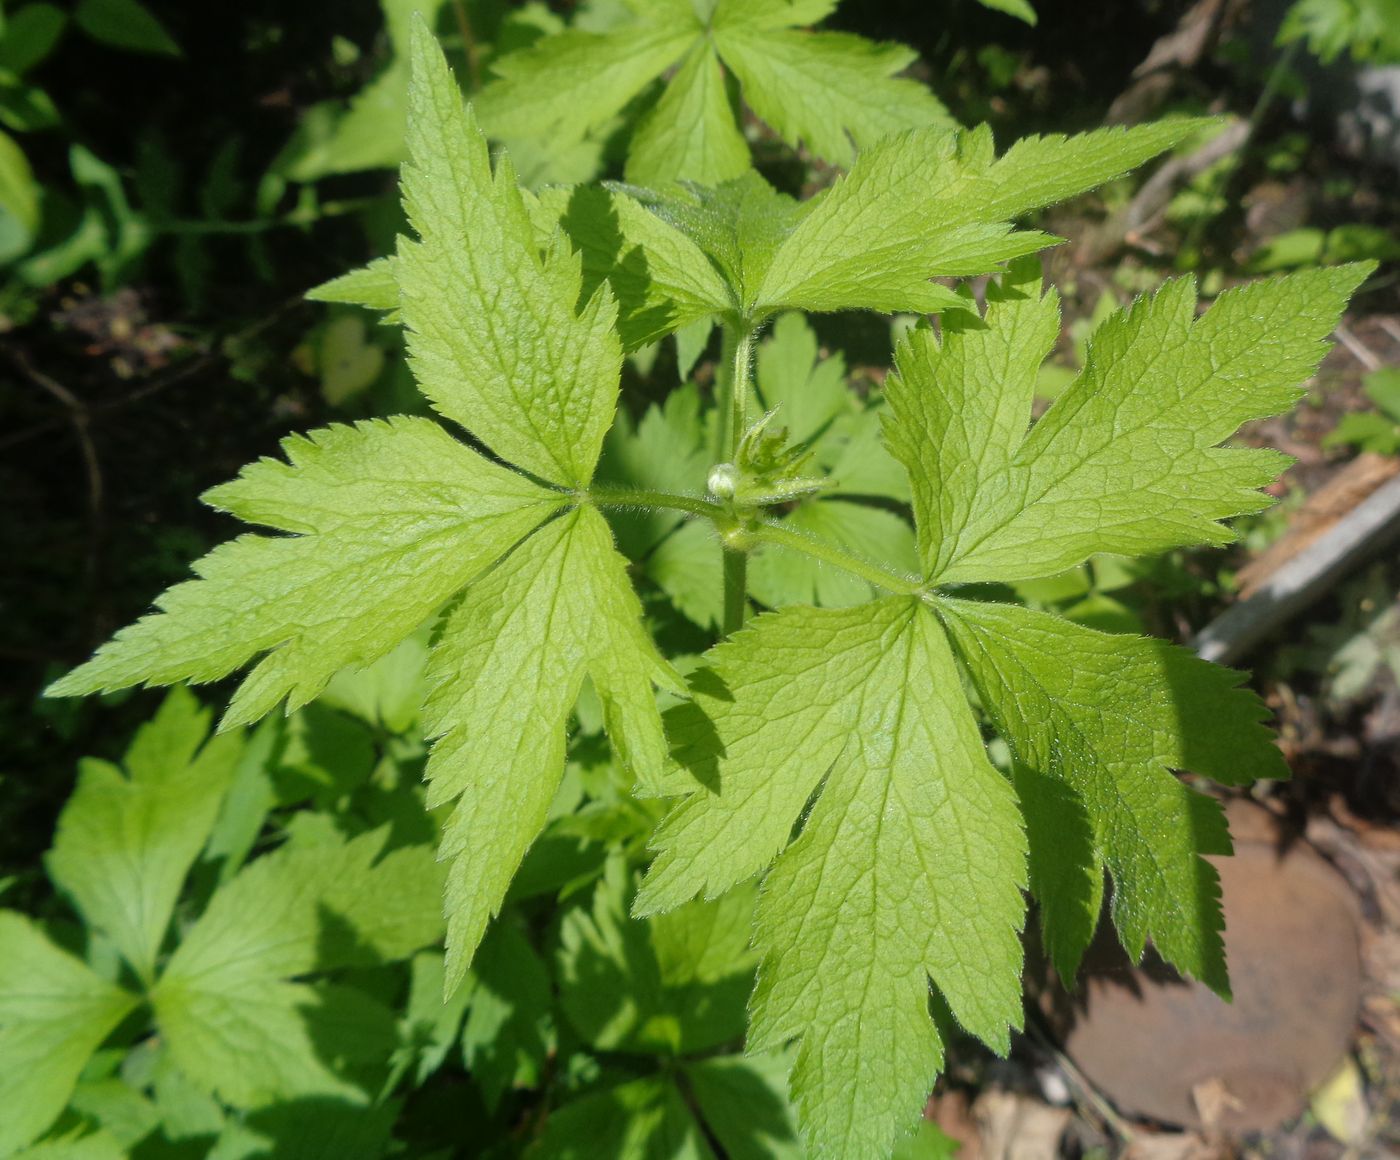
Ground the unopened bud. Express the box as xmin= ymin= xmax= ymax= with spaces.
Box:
xmin=708 ymin=462 xmax=740 ymax=500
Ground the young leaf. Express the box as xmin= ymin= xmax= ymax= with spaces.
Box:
xmin=640 ymin=600 xmax=1027 ymax=1159
xmin=752 ymin=119 xmax=1207 ymax=318
xmin=47 ymin=418 xmax=562 ymax=729
xmin=886 ymin=262 xmax=1375 ymax=584
xmin=475 ymin=0 xmax=948 ymax=185
xmin=0 ymin=913 xmax=138 ymax=1154
xmin=46 ymin=688 xmax=243 ymax=983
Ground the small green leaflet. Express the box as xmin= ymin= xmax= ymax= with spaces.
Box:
xmin=473 ymin=0 xmax=950 ymax=185
xmin=46 ymin=688 xmax=242 ymax=984
xmin=643 ymin=260 xmax=1367 ymax=1157
xmin=0 ymin=913 xmax=137 ymax=1156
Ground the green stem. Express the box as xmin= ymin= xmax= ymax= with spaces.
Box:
xmin=587 ymin=486 xmax=924 ymax=602
xmin=588 ymin=487 xmax=725 ymax=521
xmin=748 ymin=520 xmax=924 ymax=598
xmin=716 ymin=321 xmax=755 ymax=637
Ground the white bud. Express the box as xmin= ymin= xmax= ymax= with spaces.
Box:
xmin=708 ymin=462 xmax=740 ymax=500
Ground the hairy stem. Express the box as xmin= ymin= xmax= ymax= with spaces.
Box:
xmin=748 ymin=520 xmax=924 ymax=598
xmin=587 ymin=487 xmax=725 ymax=521
xmin=588 ymin=487 xmax=925 ymax=601
xmin=715 ymin=322 xmax=755 ymax=636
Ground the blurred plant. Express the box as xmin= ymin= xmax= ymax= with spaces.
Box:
xmin=1278 ymin=0 xmax=1400 ymax=65
xmin=1324 ymin=368 xmax=1400 ymax=454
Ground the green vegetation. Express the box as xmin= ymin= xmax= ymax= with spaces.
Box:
xmin=4 ymin=0 xmax=1392 ymax=1156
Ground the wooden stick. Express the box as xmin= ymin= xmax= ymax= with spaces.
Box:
xmin=1193 ymin=472 xmax=1400 ymax=665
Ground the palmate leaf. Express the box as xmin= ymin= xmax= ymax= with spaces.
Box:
xmin=640 ymin=601 xmax=1026 ymax=1158
xmin=474 ymin=0 xmax=949 ymax=186
xmin=152 ymin=828 xmax=444 ymax=1107
xmin=643 ymin=260 xmax=1367 ymax=1157
xmin=49 ymin=24 xmax=681 ymax=993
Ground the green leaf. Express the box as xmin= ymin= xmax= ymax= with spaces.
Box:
xmin=283 ymin=0 xmax=450 ymax=180
xmin=975 ymin=0 xmax=1037 ymax=24
xmin=47 ymin=418 xmax=561 ymax=728
xmin=646 ymin=519 xmax=726 ymax=631
xmin=1366 ymin=367 xmax=1400 ymax=421
xmin=532 ymin=1075 xmax=714 ymax=1160
xmin=0 ymin=128 xmax=39 ymax=241
xmin=621 ymin=172 xmax=802 ymax=315
xmin=543 ymin=183 xmax=733 ymax=350
xmin=479 ymin=0 xmax=947 ymax=182
xmin=938 ymin=597 xmax=1287 ymax=987
xmin=752 ymin=312 xmax=851 ymax=446
xmin=460 ymin=920 xmax=551 ymax=1109
xmin=46 ymin=688 xmax=243 ymax=982
xmin=400 ymin=24 xmax=624 ymax=486
xmin=425 ymin=505 xmax=683 ymax=989
xmin=152 ymin=830 xmax=441 ymax=1107
xmin=306 ymin=256 xmax=399 ymax=316
xmin=754 ymin=119 xmax=1206 ymax=318
xmin=640 ymin=600 xmax=1026 ymax=1159
xmin=627 ymin=42 xmax=750 ymax=186
xmin=684 ymin=1052 xmax=804 ymax=1160
xmin=73 ymin=0 xmax=179 ymax=56
xmin=0 ymin=913 xmax=138 ymax=1154
xmin=474 ymin=17 xmax=694 ymax=148
xmin=394 ymin=950 xmax=472 ymax=1087
xmin=711 ymin=15 xmax=951 ymax=170
xmin=557 ymin=858 xmax=756 ymax=1055
xmin=889 ymin=262 xmax=1372 ymax=585
xmin=0 ymin=4 xmax=69 ymax=75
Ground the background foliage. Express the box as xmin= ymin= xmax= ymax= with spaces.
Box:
xmin=4 ymin=0 xmax=1400 ymax=1156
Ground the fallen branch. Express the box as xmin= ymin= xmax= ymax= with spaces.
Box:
xmin=1193 ymin=470 xmax=1400 ymax=664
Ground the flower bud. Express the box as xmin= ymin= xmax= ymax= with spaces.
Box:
xmin=707 ymin=462 xmax=740 ymax=500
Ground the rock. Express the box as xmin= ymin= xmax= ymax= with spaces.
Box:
xmin=1062 ymin=802 xmax=1362 ymax=1132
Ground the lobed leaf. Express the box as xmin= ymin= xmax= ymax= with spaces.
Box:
xmin=48 ymin=418 xmax=560 ymax=728
xmin=153 ymin=829 xmax=443 ymax=1107
xmin=939 ymin=598 xmax=1286 ymax=985
xmin=641 ymin=600 xmax=1026 ymax=1159
xmin=712 ymin=21 xmax=951 ymax=169
xmin=47 ymin=688 xmax=243 ymax=982
xmin=889 ymin=262 xmax=1374 ymax=584
xmin=0 ymin=913 xmax=138 ymax=1154
xmin=425 ymin=506 xmax=684 ymax=989
xmin=399 ymin=19 xmax=623 ymax=485
xmin=754 ymin=119 xmax=1205 ymax=317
